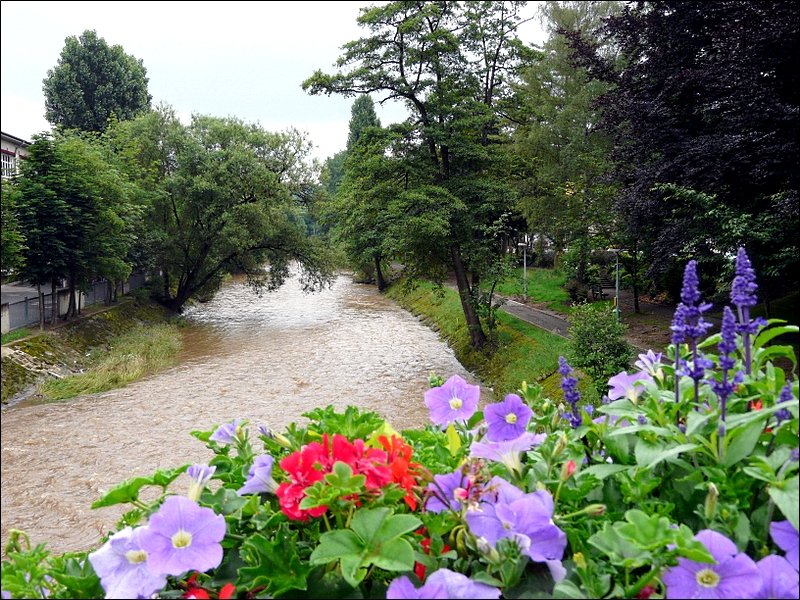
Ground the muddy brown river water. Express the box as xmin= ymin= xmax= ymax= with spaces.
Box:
xmin=1 ymin=274 xmax=486 ymax=555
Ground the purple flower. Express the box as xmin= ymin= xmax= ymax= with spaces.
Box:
xmin=424 ymin=375 xmax=480 ymax=427
xmin=754 ymin=555 xmax=799 ymax=599
xmin=138 ymin=496 xmax=226 ymax=577
xmin=661 ymin=529 xmax=761 ymax=599
xmin=732 ymin=247 xmax=758 ymax=310
xmin=88 ymin=527 xmax=167 ymax=599
xmin=238 ymin=454 xmax=278 ymax=495
xmin=387 ymin=568 xmax=500 ymax=599
xmin=775 ymin=383 xmax=795 ymax=425
xmin=469 ymin=432 xmax=546 ymax=475
xmin=187 ymin=464 xmax=216 ymax=501
xmin=558 ymin=357 xmax=582 ymax=428
xmin=635 ymin=350 xmax=664 ymax=379
xmin=607 ymin=371 xmax=653 ymax=403
xmin=425 ymin=470 xmax=468 ymax=513
xmin=466 ymin=478 xmax=566 ymax=577
xmin=210 ymin=418 xmax=244 ymax=444
xmin=712 ymin=307 xmax=742 ymax=423
xmin=483 ymin=394 xmax=533 ymax=441
xmin=770 ymin=520 xmax=799 ymax=571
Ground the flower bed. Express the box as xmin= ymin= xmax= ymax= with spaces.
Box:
xmin=1 ymin=249 xmax=798 ymax=599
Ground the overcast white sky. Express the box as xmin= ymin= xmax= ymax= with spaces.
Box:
xmin=1 ymin=1 xmax=546 ymax=162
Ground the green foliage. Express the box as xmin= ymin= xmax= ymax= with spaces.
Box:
xmin=568 ymin=303 xmax=633 ymax=397
xmin=1 ymin=328 xmax=32 ymax=345
xmin=43 ymin=29 xmax=151 ymax=132
xmin=1 ymin=183 xmax=26 ymax=278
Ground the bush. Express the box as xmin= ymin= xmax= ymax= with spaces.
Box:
xmin=565 ymin=278 xmax=589 ymax=303
xmin=568 ymin=302 xmax=633 ymax=397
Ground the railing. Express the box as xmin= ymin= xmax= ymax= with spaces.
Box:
xmin=1 ymin=272 xmax=149 ymax=334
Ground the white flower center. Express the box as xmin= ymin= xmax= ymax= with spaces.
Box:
xmin=125 ymin=549 xmax=148 ymax=564
xmin=171 ymin=529 xmax=193 ymax=549
xmin=449 ymin=397 xmax=463 ymax=410
xmin=505 ymin=413 xmax=518 ymax=424
xmin=696 ymin=568 xmax=720 ymax=588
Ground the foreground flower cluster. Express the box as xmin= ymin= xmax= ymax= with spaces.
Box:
xmin=1 ymin=248 xmax=798 ymax=599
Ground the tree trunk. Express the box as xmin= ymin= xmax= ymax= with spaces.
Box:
xmin=374 ymin=254 xmax=387 ymax=292
xmin=37 ymin=283 xmax=44 ymax=331
xmin=451 ymin=244 xmax=487 ymax=350
xmin=51 ymin=279 xmax=57 ymax=325
xmin=106 ymin=280 xmax=113 ymax=305
xmin=67 ymin=275 xmax=77 ymax=318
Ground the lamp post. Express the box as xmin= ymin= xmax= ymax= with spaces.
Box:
xmin=517 ymin=235 xmax=528 ymax=301
xmin=607 ymin=248 xmax=621 ymax=322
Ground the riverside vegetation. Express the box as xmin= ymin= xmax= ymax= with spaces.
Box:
xmin=1 ymin=250 xmax=797 ymax=600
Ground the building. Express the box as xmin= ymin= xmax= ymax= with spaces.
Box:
xmin=1 ymin=131 xmax=30 ymax=178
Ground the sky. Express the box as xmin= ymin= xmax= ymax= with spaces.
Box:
xmin=1 ymin=1 xmax=547 ymax=162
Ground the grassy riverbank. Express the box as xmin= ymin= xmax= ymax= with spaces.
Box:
xmin=1 ymin=298 xmax=181 ymax=404
xmin=386 ymin=280 xmax=572 ymax=399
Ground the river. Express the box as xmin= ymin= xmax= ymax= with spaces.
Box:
xmin=0 ymin=274 xmax=485 ymax=555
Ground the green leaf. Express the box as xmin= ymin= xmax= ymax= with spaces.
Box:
xmin=91 ymin=465 xmax=188 ymax=508
xmin=203 ymin=487 xmax=248 ymax=515
xmin=370 ymin=537 xmax=415 ymax=571
xmin=309 ymin=530 xmax=363 ymax=566
xmin=446 ymin=423 xmax=461 ymax=456
xmin=636 ymin=440 xmax=699 ymax=469
xmin=239 ymin=532 xmax=312 ymax=596
xmin=768 ymin=476 xmax=800 ymax=531
xmin=553 ymin=580 xmax=588 ymax=599
xmin=577 ymin=464 xmax=629 ymax=481
xmin=753 ymin=323 xmax=798 ymax=350
xmin=722 ymin=419 xmax=764 ymax=466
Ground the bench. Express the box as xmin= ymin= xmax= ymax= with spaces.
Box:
xmin=591 ymin=284 xmax=609 ymax=301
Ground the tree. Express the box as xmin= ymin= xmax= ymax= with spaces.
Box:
xmin=1 ymin=183 xmax=26 ymax=279
xmin=304 ymin=1 xmax=535 ymax=349
xmin=43 ymin=29 xmax=151 ymax=132
xmin=568 ymin=1 xmax=799 ymax=302
xmin=110 ymin=110 xmax=334 ymax=311
xmin=512 ymin=1 xmax=621 ymax=287
xmin=14 ymin=132 xmax=139 ymax=321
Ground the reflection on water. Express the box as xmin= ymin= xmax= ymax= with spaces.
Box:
xmin=1 ymin=274 xmax=485 ymax=554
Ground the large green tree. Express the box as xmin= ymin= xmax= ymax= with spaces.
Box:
xmin=512 ymin=1 xmax=620 ymax=285
xmin=304 ymin=1 xmax=534 ymax=349
xmin=110 ymin=109 xmax=333 ymax=311
xmin=43 ymin=29 xmax=151 ymax=132
xmin=1 ymin=183 xmax=25 ymax=279
xmin=568 ymin=1 xmax=799 ymax=302
xmin=14 ymin=132 xmax=137 ymax=322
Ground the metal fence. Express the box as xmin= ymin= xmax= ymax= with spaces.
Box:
xmin=2 ymin=272 xmax=149 ymax=333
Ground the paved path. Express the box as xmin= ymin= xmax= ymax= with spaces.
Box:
xmin=499 ymin=297 xmax=570 ymax=338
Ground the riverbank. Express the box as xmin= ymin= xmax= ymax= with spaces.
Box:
xmin=385 ymin=279 xmax=576 ymax=400
xmin=0 ymin=298 xmax=180 ymax=405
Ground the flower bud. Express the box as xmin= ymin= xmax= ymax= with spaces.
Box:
xmin=553 ymin=432 xmax=569 ymax=457
xmin=573 ymin=552 xmax=587 ymax=570
xmin=560 ymin=460 xmax=576 ymax=481
xmin=704 ymin=482 xmax=719 ymax=520
xmin=584 ymin=503 xmax=606 ymax=517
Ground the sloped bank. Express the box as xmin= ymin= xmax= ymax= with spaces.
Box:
xmin=0 ymin=299 xmax=178 ymax=405
xmin=385 ymin=280 xmax=573 ymax=399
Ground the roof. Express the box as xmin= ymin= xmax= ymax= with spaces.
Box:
xmin=1 ymin=131 xmax=32 ymax=146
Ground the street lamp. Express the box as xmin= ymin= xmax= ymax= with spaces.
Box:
xmin=607 ymin=248 xmax=621 ymax=322
xmin=517 ymin=234 xmax=528 ymax=302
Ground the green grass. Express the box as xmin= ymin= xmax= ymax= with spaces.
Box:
xmin=1 ymin=328 xmax=33 ymax=345
xmin=386 ymin=280 xmax=572 ymax=400
xmin=493 ymin=267 xmax=571 ymax=314
xmin=40 ymin=323 xmax=182 ymax=400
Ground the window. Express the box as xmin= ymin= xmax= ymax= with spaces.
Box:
xmin=1 ymin=152 xmax=15 ymax=178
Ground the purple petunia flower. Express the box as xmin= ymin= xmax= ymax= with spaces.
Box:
xmin=387 ymin=568 xmax=501 ymax=599
xmin=187 ymin=464 xmax=216 ymax=501
xmin=138 ymin=496 xmax=226 ymax=577
xmin=425 ymin=470 xmax=469 ymax=513
xmin=210 ymin=418 xmax=244 ymax=444
xmin=483 ymin=394 xmax=533 ymax=441
xmin=88 ymin=526 xmax=167 ymax=599
xmin=238 ymin=454 xmax=279 ymax=495
xmin=466 ymin=477 xmax=566 ymax=580
xmin=635 ymin=350 xmax=664 ymax=380
xmin=607 ymin=371 xmax=653 ymax=403
xmin=469 ymin=432 xmax=546 ymax=475
xmin=754 ymin=555 xmax=799 ymax=599
xmin=661 ymin=529 xmax=761 ymax=599
xmin=770 ymin=520 xmax=799 ymax=572
xmin=424 ymin=375 xmax=480 ymax=427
